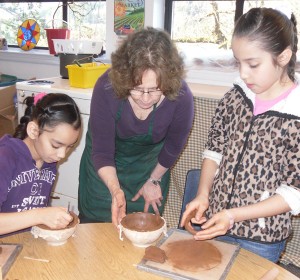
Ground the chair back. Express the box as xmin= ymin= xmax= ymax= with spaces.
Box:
xmin=178 ymin=169 xmax=201 ymax=229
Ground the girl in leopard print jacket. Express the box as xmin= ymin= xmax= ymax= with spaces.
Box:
xmin=181 ymin=7 xmax=300 ymax=263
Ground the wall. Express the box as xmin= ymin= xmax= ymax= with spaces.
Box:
xmin=162 ymin=84 xmax=229 ymax=227
xmin=0 ymin=49 xmax=60 ymax=79
xmin=0 ymin=49 xmax=237 ymax=85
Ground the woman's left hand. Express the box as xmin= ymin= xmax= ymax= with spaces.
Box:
xmin=131 ymin=180 xmax=163 ymax=214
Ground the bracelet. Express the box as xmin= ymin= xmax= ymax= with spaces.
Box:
xmin=148 ymin=177 xmax=161 ymax=186
xmin=224 ymin=210 xmax=235 ymax=230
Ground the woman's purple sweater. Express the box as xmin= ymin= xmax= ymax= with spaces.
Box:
xmin=90 ymin=71 xmax=194 ymax=170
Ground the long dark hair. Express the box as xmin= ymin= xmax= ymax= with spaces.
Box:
xmin=14 ymin=93 xmax=81 ymax=140
xmin=233 ymin=8 xmax=298 ymax=82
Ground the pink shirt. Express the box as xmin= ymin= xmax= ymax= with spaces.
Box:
xmin=254 ymin=84 xmax=297 ymax=115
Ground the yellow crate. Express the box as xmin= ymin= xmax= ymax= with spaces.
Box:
xmin=66 ymin=62 xmax=110 ymax=88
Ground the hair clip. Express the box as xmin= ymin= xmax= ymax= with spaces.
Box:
xmin=34 ymin=92 xmax=47 ymax=105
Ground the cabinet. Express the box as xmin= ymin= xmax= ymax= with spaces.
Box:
xmin=16 ymin=78 xmax=92 ymax=214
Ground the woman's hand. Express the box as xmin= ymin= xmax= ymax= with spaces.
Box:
xmin=180 ymin=195 xmax=209 ymax=229
xmin=39 ymin=207 xmax=73 ymax=229
xmin=111 ymin=188 xmax=126 ymax=227
xmin=193 ymin=210 xmax=235 ymax=240
xmin=131 ymin=180 xmax=163 ymax=214
xmin=97 ymin=167 xmax=126 ymax=227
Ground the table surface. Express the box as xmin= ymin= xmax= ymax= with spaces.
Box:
xmin=1 ymin=223 xmax=298 ymax=280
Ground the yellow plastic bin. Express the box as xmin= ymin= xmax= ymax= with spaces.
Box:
xmin=66 ymin=62 xmax=111 ymax=88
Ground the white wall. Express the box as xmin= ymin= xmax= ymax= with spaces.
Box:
xmin=0 ymin=49 xmax=60 ymax=79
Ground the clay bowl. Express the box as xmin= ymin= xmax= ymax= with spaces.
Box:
xmin=118 ymin=212 xmax=167 ymax=248
xmin=31 ymin=211 xmax=79 ymax=246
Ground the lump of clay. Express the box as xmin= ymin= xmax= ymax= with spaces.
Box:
xmin=143 ymin=246 xmax=167 ymax=263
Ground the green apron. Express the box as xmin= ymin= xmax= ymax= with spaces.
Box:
xmin=79 ymin=100 xmax=170 ymax=222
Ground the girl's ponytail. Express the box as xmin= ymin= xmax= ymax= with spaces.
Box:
xmin=287 ymin=13 xmax=298 ymax=82
xmin=14 ymin=96 xmax=35 ymax=140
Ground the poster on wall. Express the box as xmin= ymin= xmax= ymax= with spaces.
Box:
xmin=114 ymin=0 xmax=145 ymax=35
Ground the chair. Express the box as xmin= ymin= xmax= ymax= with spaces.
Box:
xmin=178 ymin=169 xmax=201 ymax=229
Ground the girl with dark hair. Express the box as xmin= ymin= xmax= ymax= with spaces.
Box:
xmin=181 ymin=7 xmax=300 ymax=262
xmin=78 ymin=27 xmax=194 ymax=226
xmin=0 ymin=93 xmax=81 ymax=235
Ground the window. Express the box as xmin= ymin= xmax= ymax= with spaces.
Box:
xmin=165 ymin=0 xmax=300 ymax=72
xmin=0 ymin=0 xmax=106 ymax=49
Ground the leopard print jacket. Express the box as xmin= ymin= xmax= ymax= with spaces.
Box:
xmin=204 ymin=78 xmax=300 ymax=243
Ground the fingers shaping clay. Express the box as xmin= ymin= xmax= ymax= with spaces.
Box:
xmin=184 ymin=209 xmax=198 ymax=235
xmin=37 ymin=211 xmax=78 ymax=230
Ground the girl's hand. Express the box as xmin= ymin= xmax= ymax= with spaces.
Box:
xmin=194 ymin=210 xmax=235 ymax=240
xmin=39 ymin=207 xmax=73 ymax=229
xmin=111 ymin=188 xmax=126 ymax=228
xmin=131 ymin=180 xmax=163 ymax=214
xmin=180 ymin=195 xmax=209 ymax=228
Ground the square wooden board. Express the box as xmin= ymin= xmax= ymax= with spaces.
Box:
xmin=137 ymin=229 xmax=240 ymax=280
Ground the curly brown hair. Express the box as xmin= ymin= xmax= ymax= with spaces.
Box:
xmin=109 ymin=27 xmax=185 ymax=100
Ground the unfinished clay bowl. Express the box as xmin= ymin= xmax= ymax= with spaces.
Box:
xmin=31 ymin=211 xmax=79 ymax=246
xmin=118 ymin=212 xmax=167 ymax=248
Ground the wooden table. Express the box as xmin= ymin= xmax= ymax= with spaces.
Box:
xmin=1 ymin=223 xmax=298 ymax=280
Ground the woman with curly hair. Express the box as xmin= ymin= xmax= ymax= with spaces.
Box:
xmin=78 ymin=27 xmax=194 ymax=226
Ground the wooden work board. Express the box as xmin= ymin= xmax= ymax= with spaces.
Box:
xmin=137 ymin=229 xmax=240 ymax=280
xmin=0 ymin=243 xmax=22 ymax=279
